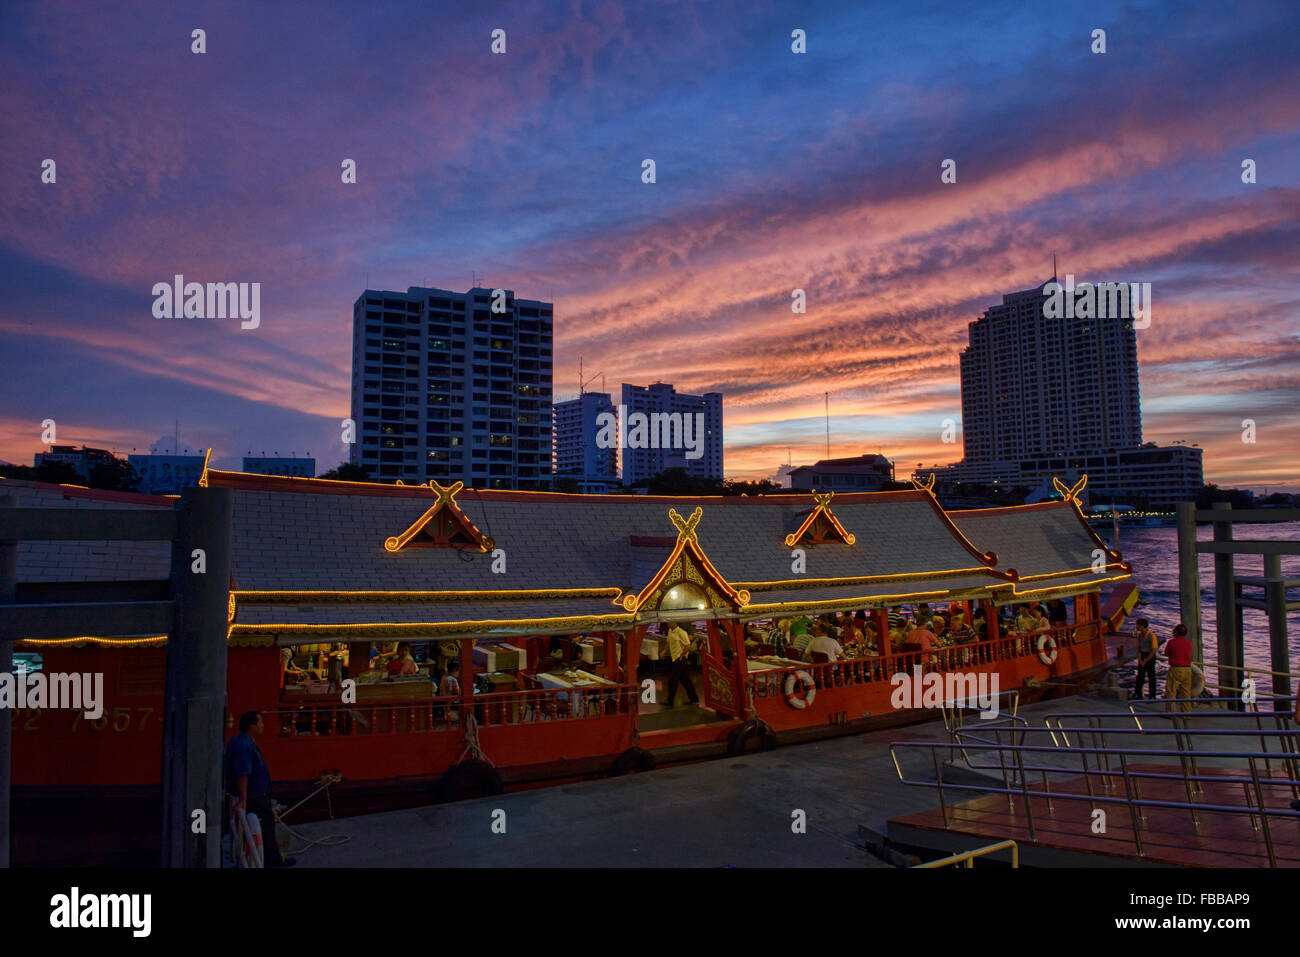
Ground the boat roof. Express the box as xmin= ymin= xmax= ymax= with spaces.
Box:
xmin=4 ymin=473 xmax=1131 ymax=644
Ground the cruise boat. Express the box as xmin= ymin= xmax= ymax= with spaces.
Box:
xmin=6 ymin=470 xmax=1136 ymax=862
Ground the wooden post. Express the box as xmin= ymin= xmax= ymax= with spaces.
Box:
xmin=0 ymin=493 xmax=17 ymax=868
xmin=161 ymin=486 xmax=232 ymax=868
xmin=1176 ymin=502 xmax=1202 ymax=661
xmin=601 ymin=631 xmax=616 ymax=680
xmin=1212 ymin=502 xmax=1241 ymax=698
xmin=984 ymin=600 xmax=1000 ymax=643
xmin=1264 ymin=554 xmax=1290 ymax=707
xmin=875 ymin=608 xmax=890 ymax=657
xmin=459 ymin=639 xmax=474 ymax=718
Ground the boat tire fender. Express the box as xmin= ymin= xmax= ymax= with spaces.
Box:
xmin=607 ymin=747 xmax=657 ymax=776
xmin=438 ymin=758 xmax=503 ymax=803
xmin=727 ymin=718 xmax=776 ymax=755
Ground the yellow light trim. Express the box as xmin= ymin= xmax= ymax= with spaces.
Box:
xmin=1015 ymin=563 xmax=1129 ymax=583
xmin=734 ymin=566 xmax=998 ymax=591
xmin=228 ymin=612 xmax=638 ymax=640
xmin=234 ymin=587 xmax=623 ymax=603
xmin=782 ymin=490 xmax=856 ymax=547
xmin=382 ymin=479 xmax=495 ymax=553
xmin=198 ymin=448 xmax=213 ymax=487
xmin=745 ymin=587 xmax=961 ymax=616
xmin=626 ymin=508 xmax=750 ymax=613
xmin=18 ymin=635 xmax=168 ymax=648
xmin=1052 ymin=474 xmax=1088 ymax=502
xmin=1005 ymin=573 xmax=1131 ymax=600
xmin=910 ymin=473 xmax=936 ymax=492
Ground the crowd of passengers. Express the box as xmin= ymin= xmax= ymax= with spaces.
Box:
xmin=743 ymin=598 xmax=1072 ymax=664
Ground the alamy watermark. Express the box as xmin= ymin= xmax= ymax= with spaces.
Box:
xmin=595 ymin=406 xmax=705 ymax=460
xmin=152 ymin=274 xmax=260 ymax=329
xmin=0 ymin=671 xmax=103 ymax=718
xmin=50 ymin=887 xmax=150 ymax=937
xmin=889 ymin=666 xmax=1001 ymax=719
xmin=1043 ymin=274 xmax=1150 ymax=328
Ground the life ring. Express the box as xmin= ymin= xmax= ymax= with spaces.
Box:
xmin=438 ymin=759 xmax=503 ymax=803
xmin=1190 ymin=663 xmax=1206 ymax=697
xmin=727 ymin=718 xmax=776 ymax=755
xmin=1037 ymin=634 xmax=1058 ymax=666
xmin=783 ymin=671 xmax=817 ymax=709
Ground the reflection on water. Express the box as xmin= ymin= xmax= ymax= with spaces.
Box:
xmin=1099 ymin=521 xmax=1300 ymax=671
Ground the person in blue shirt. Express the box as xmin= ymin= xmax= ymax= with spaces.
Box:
xmin=225 ymin=711 xmax=294 ymax=867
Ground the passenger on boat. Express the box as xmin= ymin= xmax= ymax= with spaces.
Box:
xmin=439 ymin=659 xmax=462 ymax=698
xmin=386 ymin=642 xmax=419 ymax=677
xmin=280 ymin=647 xmax=309 ymax=687
xmin=771 ymin=619 xmax=793 ymax=656
xmin=971 ymin=609 xmax=987 ymax=641
xmin=1015 ymin=606 xmax=1036 ymax=635
xmin=804 ymin=628 xmax=844 ymax=663
xmin=790 ymin=625 xmax=815 ymax=659
xmin=663 ymin=622 xmax=699 ymax=709
xmin=916 ymin=603 xmax=933 ymax=625
xmin=1047 ymin=598 xmax=1069 ymax=627
xmin=1031 ymin=607 xmax=1052 ymax=633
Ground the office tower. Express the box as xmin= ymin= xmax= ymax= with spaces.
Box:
xmin=350 ymin=286 xmax=553 ymax=489
xmin=619 ymin=382 xmax=723 ymax=485
xmin=553 ymin=392 xmax=618 ymax=493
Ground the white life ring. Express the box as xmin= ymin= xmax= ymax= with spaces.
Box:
xmin=1190 ymin=663 xmax=1205 ymax=697
xmin=783 ymin=670 xmax=817 ymax=709
xmin=1037 ymin=634 xmax=1058 ymax=666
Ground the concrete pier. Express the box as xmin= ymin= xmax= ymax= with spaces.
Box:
xmin=287 ymin=697 xmax=1134 ymax=867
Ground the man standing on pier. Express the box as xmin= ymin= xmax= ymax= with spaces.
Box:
xmin=1132 ymin=618 xmax=1159 ymax=699
xmin=225 ymin=711 xmax=295 ymax=867
xmin=663 ymin=622 xmax=699 ymax=709
xmin=1162 ymin=624 xmax=1194 ymax=712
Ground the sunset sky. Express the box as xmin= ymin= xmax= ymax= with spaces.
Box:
xmin=2 ymin=0 xmax=1297 ymax=488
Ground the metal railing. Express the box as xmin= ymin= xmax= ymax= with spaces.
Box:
xmin=891 ymin=711 xmax=1300 ymax=866
xmin=915 ymin=839 xmax=1019 ymax=869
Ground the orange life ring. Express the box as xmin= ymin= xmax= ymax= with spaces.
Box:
xmin=1037 ymin=633 xmax=1058 ymax=666
xmin=783 ymin=670 xmax=817 ymax=709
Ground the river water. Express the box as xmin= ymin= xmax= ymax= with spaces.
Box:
xmin=1098 ymin=521 xmax=1300 ymax=678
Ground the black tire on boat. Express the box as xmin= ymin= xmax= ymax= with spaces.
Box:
xmin=606 ymin=746 xmax=657 ymax=776
xmin=438 ymin=759 xmax=503 ymax=802
xmin=727 ymin=719 xmax=776 ymax=755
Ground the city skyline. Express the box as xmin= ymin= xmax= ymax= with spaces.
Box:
xmin=2 ymin=1 xmax=1298 ymax=489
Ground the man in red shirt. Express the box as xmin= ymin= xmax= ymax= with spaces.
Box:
xmin=1163 ymin=623 xmax=1195 ymax=712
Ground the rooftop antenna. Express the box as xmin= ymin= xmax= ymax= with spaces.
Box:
xmin=1052 ymin=252 xmax=1058 ymax=281
xmin=824 ymin=392 xmax=830 ymax=459
xmin=579 ymin=356 xmax=603 ymax=397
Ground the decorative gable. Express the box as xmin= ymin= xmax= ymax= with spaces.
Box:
xmin=383 ymin=480 xmax=496 ymax=553
xmin=783 ymin=491 xmax=856 ymax=547
xmin=621 ymin=506 xmax=750 ymax=613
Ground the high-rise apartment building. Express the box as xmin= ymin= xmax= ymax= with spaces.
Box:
xmin=553 ymin=392 xmax=618 ymax=493
xmin=350 ymin=286 xmax=553 ymax=489
xmin=959 ymin=279 xmax=1142 ymax=463
xmin=925 ymin=276 xmax=1202 ymax=505
xmin=619 ymin=382 xmax=723 ymax=485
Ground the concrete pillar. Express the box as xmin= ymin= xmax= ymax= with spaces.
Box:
xmin=1176 ymin=502 xmax=1202 ymax=660
xmin=1264 ymin=554 xmax=1290 ymax=707
xmin=1212 ymin=503 xmax=1241 ymax=700
xmin=161 ymin=486 xmax=233 ymax=868
xmin=0 ymin=493 xmax=16 ymax=868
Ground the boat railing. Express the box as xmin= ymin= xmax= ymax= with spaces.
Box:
xmin=891 ymin=731 xmax=1300 ymax=866
xmin=745 ymin=621 xmax=1100 ymax=699
xmin=270 ymin=683 xmax=640 ymax=738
